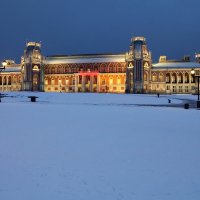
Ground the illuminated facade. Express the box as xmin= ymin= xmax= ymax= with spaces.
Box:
xmin=1 ymin=37 xmax=200 ymax=94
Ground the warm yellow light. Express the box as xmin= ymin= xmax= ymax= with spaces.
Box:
xmin=128 ymin=63 xmax=133 ymax=69
xmin=2 ymin=61 xmax=7 ymax=67
xmin=117 ymin=78 xmax=121 ymax=84
xmin=191 ymin=68 xmax=195 ymax=75
xmin=32 ymin=65 xmax=39 ymax=71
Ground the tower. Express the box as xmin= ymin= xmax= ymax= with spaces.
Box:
xmin=126 ymin=37 xmax=152 ymax=93
xmin=21 ymin=42 xmax=44 ymax=91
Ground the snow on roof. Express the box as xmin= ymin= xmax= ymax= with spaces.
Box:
xmin=2 ymin=64 xmax=21 ymax=73
xmin=45 ymin=54 xmax=126 ymax=64
xmin=152 ymin=62 xmax=200 ymax=69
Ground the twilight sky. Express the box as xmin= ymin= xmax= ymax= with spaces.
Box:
xmin=0 ymin=0 xmax=200 ymax=63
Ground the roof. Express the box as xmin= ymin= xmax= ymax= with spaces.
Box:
xmin=1 ymin=64 xmax=21 ymax=73
xmin=45 ymin=54 xmax=126 ymax=65
xmin=48 ymin=53 xmax=124 ymax=57
xmin=152 ymin=61 xmax=200 ymax=69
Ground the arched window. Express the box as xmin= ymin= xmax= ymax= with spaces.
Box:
xmin=0 ymin=77 xmax=2 ymax=84
xmin=94 ymin=65 xmax=98 ymax=72
xmin=152 ymin=73 xmax=157 ymax=82
xmin=191 ymin=75 xmax=195 ymax=83
xmin=158 ymin=73 xmax=164 ymax=82
xmin=51 ymin=78 xmax=55 ymax=85
xmin=172 ymin=73 xmax=177 ymax=83
xmin=100 ymin=65 xmax=106 ymax=73
xmin=108 ymin=63 xmax=114 ymax=73
xmin=72 ymin=78 xmax=75 ymax=85
xmin=66 ymin=78 xmax=69 ymax=85
xmin=166 ymin=73 xmax=170 ymax=83
xmin=118 ymin=67 xmax=122 ymax=73
xmin=55 ymin=68 xmax=58 ymax=74
xmin=45 ymin=79 xmax=48 ymax=85
xmin=33 ymin=74 xmax=39 ymax=87
xmin=3 ymin=77 xmax=6 ymax=85
xmin=58 ymin=66 xmax=64 ymax=74
xmin=109 ymin=77 xmax=113 ymax=85
xmin=185 ymin=73 xmax=189 ymax=83
xmin=144 ymin=72 xmax=148 ymax=81
xmin=13 ymin=76 xmax=17 ymax=83
xmin=8 ymin=76 xmax=11 ymax=85
xmin=52 ymin=67 xmax=55 ymax=74
xmin=178 ymin=73 xmax=183 ymax=83
xmin=101 ymin=79 xmax=106 ymax=85
xmin=65 ymin=66 xmax=69 ymax=73
xmin=117 ymin=78 xmax=121 ymax=84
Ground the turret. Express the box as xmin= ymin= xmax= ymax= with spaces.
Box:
xmin=21 ymin=42 xmax=44 ymax=91
xmin=126 ymin=37 xmax=152 ymax=93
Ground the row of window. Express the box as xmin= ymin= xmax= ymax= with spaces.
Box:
xmin=167 ymin=85 xmax=190 ymax=93
xmin=0 ymin=76 xmax=21 ymax=85
xmin=45 ymin=66 xmax=126 ymax=74
xmin=152 ymin=74 xmax=193 ymax=83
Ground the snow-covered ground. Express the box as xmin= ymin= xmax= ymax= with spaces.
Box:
xmin=0 ymin=92 xmax=200 ymax=200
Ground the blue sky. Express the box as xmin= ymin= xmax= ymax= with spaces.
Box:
xmin=0 ymin=0 xmax=200 ymax=62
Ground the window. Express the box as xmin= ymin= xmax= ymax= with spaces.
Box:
xmin=152 ymin=74 xmax=157 ymax=82
xmin=102 ymin=79 xmax=106 ymax=85
xmin=3 ymin=77 xmax=6 ymax=85
xmin=72 ymin=78 xmax=75 ymax=85
xmin=144 ymin=73 xmax=147 ymax=81
xmin=179 ymin=86 xmax=182 ymax=93
xmin=117 ymin=78 xmax=121 ymax=84
xmin=185 ymin=73 xmax=189 ymax=83
xmin=166 ymin=74 xmax=170 ymax=83
xmin=172 ymin=74 xmax=177 ymax=83
xmin=191 ymin=76 xmax=195 ymax=83
xmin=178 ymin=74 xmax=183 ymax=83
xmin=185 ymin=86 xmax=189 ymax=93
xmin=158 ymin=74 xmax=164 ymax=82
xmin=173 ymin=86 xmax=176 ymax=93
xmin=191 ymin=86 xmax=195 ymax=90
xmin=51 ymin=79 xmax=55 ymax=85
xmin=101 ymin=65 xmax=106 ymax=73
xmin=13 ymin=76 xmax=17 ymax=83
xmin=167 ymin=85 xmax=170 ymax=90
xmin=8 ymin=77 xmax=11 ymax=85
xmin=109 ymin=78 xmax=113 ymax=85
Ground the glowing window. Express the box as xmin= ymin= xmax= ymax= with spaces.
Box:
xmin=117 ymin=78 xmax=121 ymax=84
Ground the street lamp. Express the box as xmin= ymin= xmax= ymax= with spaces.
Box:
xmin=191 ymin=68 xmax=200 ymax=108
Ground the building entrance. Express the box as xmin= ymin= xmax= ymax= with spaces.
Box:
xmin=33 ymin=73 xmax=39 ymax=91
xmin=75 ymin=72 xmax=98 ymax=92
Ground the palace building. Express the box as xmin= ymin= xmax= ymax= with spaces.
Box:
xmin=0 ymin=37 xmax=200 ymax=94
